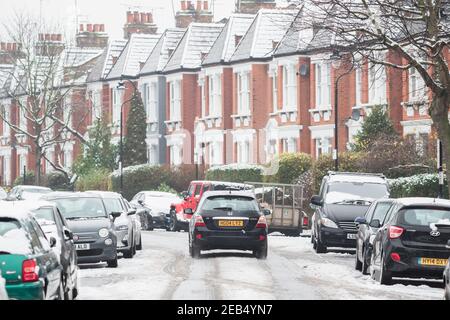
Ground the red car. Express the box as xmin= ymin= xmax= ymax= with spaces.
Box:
xmin=167 ymin=181 xmax=252 ymax=232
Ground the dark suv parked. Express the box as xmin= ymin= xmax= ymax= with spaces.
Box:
xmin=310 ymin=172 xmax=390 ymax=253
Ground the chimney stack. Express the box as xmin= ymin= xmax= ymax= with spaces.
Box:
xmin=236 ymin=0 xmax=276 ymax=14
xmin=175 ymin=0 xmax=213 ymax=28
xmin=123 ymin=10 xmax=158 ymax=39
xmin=76 ymin=23 xmax=109 ymax=48
xmin=0 ymin=42 xmax=22 ymax=64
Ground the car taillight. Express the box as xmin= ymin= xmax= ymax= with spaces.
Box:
xmin=302 ymin=216 xmax=309 ymax=227
xmin=194 ymin=216 xmax=206 ymax=227
xmin=256 ymin=215 xmax=267 ymax=229
xmin=22 ymin=259 xmax=39 ymax=282
xmin=391 ymin=252 xmax=401 ymax=262
xmin=389 ymin=226 xmax=404 ymax=239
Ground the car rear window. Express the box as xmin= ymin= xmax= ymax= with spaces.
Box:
xmin=202 ymin=196 xmax=259 ymax=212
xmin=51 ymin=197 xmax=107 ymax=219
xmin=400 ymin=208 xmax=450 ymax=227
xmin=325 ymin=182 xmax=388 ymax=204
xmin=0 ymin=218 xmax=33 ymax=255
xmin=32 ymin=208 xmax=56 ymax=226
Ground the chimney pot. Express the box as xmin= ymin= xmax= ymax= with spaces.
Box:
xmin=127 ymin=11 xmax=133 ymax=23
xmin=1 ymin=43 xmax=5 ymax=51
xmin=80 ymin=24 xmax=84 ymax=32
xmin=147 ymin=13 xmax=153 ymax=23
xmin=181 ymin=1 xmax=187 ymax=10
xmin=6 ymin=43 xmax=12 ymax=51
xmin=45 ymin=34 xmax=51 ymax=41
xmin=12 ymin=43 xmax=17 ymax=51
xmin=187 ymin=1 xmax=193 ymax=10
xmin=39 ymin=34 xmax=44 ymax=41
xmin=87 ymin=24 xmax=93 ymax=32
xmin=100 ymin=24 xmax=105 ymax=32
xmin=141 ymin=13 xmax=147 ymax=23
xmin=197 ymin=0 xmax=202 ymax=11
xmin=51 ymin=34 xmax=58 ymax=41
xmin=134 ymin=11 xmax=140 ymax=23
xmin=203 ymin=1 xmax=209 ymax=11
xmin=57 ymin=34 xmax=62 ymax=42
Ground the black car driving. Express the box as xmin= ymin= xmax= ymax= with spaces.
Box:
xmin=354 ymin=199 xmax=395 ymax=274
xmin=188 ymin=191 xmax=270 ymax=260
xmin=370 ymin=198 xmax=450 ymax=285
xmin=311 ymin=172 xmax=390 ymax=253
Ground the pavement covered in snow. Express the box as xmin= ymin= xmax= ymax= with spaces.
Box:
xmin=77 ymin=230 xmax=445 ymax=300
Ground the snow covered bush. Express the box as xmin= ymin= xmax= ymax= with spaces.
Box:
xmin=389 ymin=174 xmax=448 ymax=199
xmin=206 ymin=164 xmax=264 ymax=183
xmin=76 ymin=168 xmax=112 ymax=192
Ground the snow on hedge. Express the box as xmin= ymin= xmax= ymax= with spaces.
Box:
xmin=207 ymin=163 xmax=264 ymax=172
xmin=111 ymin=164 xmax=158 ymax=178
xmin=388 ymin=174 xmax=446 ymax=198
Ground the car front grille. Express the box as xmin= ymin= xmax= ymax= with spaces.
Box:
xmin=338 ymin=221 xmax=357 ymax=232
xmin=77 ymin=249 xmax=103 ymax=257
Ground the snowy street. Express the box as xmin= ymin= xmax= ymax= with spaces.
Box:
xmin=78 ymin=230 xmax=445 ymax=300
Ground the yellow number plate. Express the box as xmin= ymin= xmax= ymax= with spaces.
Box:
xmin=218 ymin=220 xmax=244 ymax=227
xmin=418 ymin=258 xmax=448 ymax=266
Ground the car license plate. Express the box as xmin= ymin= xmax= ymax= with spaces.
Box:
xmin=218 ymin=220 xmax=244 ymax=227
xmin=418 ymin=258 xmax=448 ymax=266
xmin=75 ymin=243 xmax=90 ymax=251
xmin=347 ymin=233 xmax=357 ymax=240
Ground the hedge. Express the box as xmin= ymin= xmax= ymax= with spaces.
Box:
xmin=206 ymin=164 xmax=264 ymax=184
xmin=76 ymin=168 xmax=112 ymax=192
xmin=264 ymin=153 xmax=313 ymax=184
xmin=110 ymin=164 xmax=198 ymax=200
xmin=389 ymin=174 xmax=448 ymax=199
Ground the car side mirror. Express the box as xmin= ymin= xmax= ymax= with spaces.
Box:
xmin=127 ymin=209 xmax=136 ymax=216
xmin=63 ymin=227 xmax=73 ymax=240
xmin=354 ymin=217 xmax=367 ymax=225
xmin=137 ymin=200 xmax=144 ymax=206
xmin=184 ymin=208 xmax=193 ymax=214
xmin=262 ymin=209 xmax=271 ymax=216
xmin=310 ymin=195 xmax=323 ymax=208
xmin=181 ymin=191 xmax=189 ymax=200
xmin=110 ymin=212 xmax=122 ymax=220
xmin=49 ymin=237 xmax=57 ymax=248
xmin=369 ymin=219 xmax=381 ymax=228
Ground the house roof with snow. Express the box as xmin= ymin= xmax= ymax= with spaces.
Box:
xmin=163 ymin=23 xmax=225 ymax=74
xmin=87 ymin=39 xmax=127 ymax=83
xmin=106 ymin=34 xmax=161 ymax=80
xmin=202 ymin=13 xmax=255 ymax=67
xmin=139 ymin=28 xmax=186 ymax=76
xmin=229 ymin=9 xmax=298 ymax=64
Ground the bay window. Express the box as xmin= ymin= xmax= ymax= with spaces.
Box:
xmin=145 ymin=82 xmax=158 ymax=122
xmin=170 ymin=80 xmax=181 ymax=121
xmin=237 ymin=72 xmax=250 ymax=115
xmin=112 ymin=88 xmax=122 ymax=125
xmin=283 ymin=64 xmax=297 ymax=111
xmin=209 ymin=74 xmax=222 ymax=117
xmin=315 ymin=63 xmax=331 ymax=109
xmin=368 ymin=63 xmax=387 ymax=104
xmin=316 ymin=137 xmax=332 ymax=158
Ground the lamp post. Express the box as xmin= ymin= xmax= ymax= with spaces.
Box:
xmin=330 ymin=50 xmax=342 ymax=172
xmin=438 ymin=139 xmax=444 ymax=198
xmin=116 ymin=77 xmax=139 ymax=195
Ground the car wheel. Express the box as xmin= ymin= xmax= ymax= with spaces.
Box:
xmin=190 ymin=241 xmax=201 ymax=259
xmin=136 ymin=235 xmax=142 ymax=250
xmin=315 ymin=236 xmax=327 ymax=254
xmin=254 ymin=241 xmax=268 ymax=260
xmin=169 ymin=212 xmax=180 ymax=232
xmin=355 ymin=244 xmax=362 ymax=271
xmin=146 ymin=215 xmax=154 ymax=231
xmin=107 ymin=257 xmax=118 ymax=268
xmin=379 ymin=253 xmax=392 ymax=285
xmin=362 ymin=247 xmax=371 ymax=275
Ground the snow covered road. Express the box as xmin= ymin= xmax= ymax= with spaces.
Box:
xmin=77 ymin=230 xmax=445 ymax=300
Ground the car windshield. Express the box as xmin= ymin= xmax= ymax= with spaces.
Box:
xmin=104 ymin=198 xmax=124 ymax=214
xmin=32 ymin=207 xmax=56 ymax=226
xmin=400 ymin=208 xmax=450 ymax=227
xmin=0 ymin=218 xmax=33 ymax=255
xmin=372 ymin=202 xmax=393 ymax=223
xmin=202 ymin=196 xmax=259 ymax=212
xmin=325 ymin=182 xmax=388 ymax=204
xmin=51 ymin=197 xmax=107 ymax=219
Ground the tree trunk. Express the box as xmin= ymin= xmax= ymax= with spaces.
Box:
xmin=429 ymin=92 xmax=450 ymax=199
xmin=35 ymin=146 xmax=42 ymax=186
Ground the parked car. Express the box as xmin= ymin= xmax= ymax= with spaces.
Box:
xmin=310 ymin=172 xmax=390 ymax=253
xmin=170 ymin=181 xmax=253 ymax=232
xmin=370 ymin=198 xmax=450 ymax=285
xmin=188 ymin=191 xmax=271 ymax=260
xmin=354 ymin=199 xmax=395 ymax=274
xmin=87 ymin=191 xmax=141 ymax=258
xmin=24 ymin=201 xmax=79 ymax=299
xmin=0 ymin=203 xmax=63 ymax=300
xmin=444 ymin=260 xmax=450 ymax=300
xmin=42 ymin=192 xmax=120 ymax=268
xmin=131 ymin=191 xmax=182 ymax=231
xmin=7 ymin=185 xmax=52 ymax=201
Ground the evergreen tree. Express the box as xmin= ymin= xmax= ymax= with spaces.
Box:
xmin=123 ymin=92 xmax=148 ymax=167
xmin=352 ymin=106 xmax=398 ymax=152
xmin=73 ymin=118 xmax=118 ymax=175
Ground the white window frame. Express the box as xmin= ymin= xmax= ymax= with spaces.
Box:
xmin=355 ymin=67 xmax=362 ymax=106
xmin=92 ymin=90 xmax=102 ymax=121
xmin=170 ymin=80 xmax=181 ymax=121
xmin=237 ymin=72 xmax=250 ymax=116
xmin=148 ymin=144 xmax=158 ymax=165
xmin=409 ymin=67 xmax=427 ymax=102
xmin=368 ymin=63 xmax=387 ymax=105
xmin=145 ymin=82 xmax=158 ymax=122
xmin=283 ymin=64 xmax=297 ymax=111
xmin=315 ymin=63 xmax=331 ymax=109
xmin=237 ymin=141 xmax=250 ymax=164
xmin=209 ymin=74 xmax=222 ymax=117
xmin=2 ymin=106 xmax=10 ymax=137
xmin=170 ymin=145 xmax=182 ymax=166
xmin=315 ymin=137 xmax=331 ymax=158
xmin=112 ymin=88 xmax=123 ymax=125
xmin=272 ymin=73 xmax=278 ymax=113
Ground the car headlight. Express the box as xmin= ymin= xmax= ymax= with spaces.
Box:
xmin=116 ymin=225 xmax=128 ymax=231
xmin=321 ymin=217 xmax=338 ymax=228
xmin=98 ymin=228 xmax=109 ymax=238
